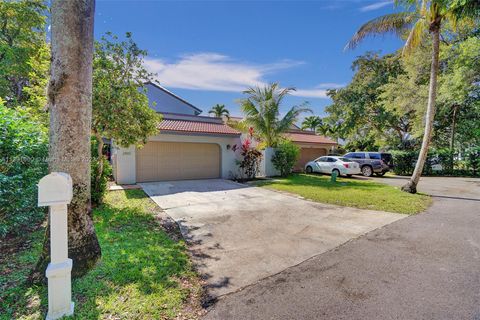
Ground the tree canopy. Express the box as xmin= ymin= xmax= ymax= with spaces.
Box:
xmin=0 ymin=0 xmax=49 ymax=118
xmin=92 ymin=32 xmax=161 ymax=148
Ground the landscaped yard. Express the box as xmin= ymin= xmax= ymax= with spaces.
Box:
xmin=256 ymin=174 xmax=431 ymax=214
xmin=0 ymin=190 xmax=203 ymax=320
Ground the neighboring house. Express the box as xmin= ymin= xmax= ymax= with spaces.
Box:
xmin=284 ymin=129 xmax=337 ymax=172
xmin=225 ymin=117 xmax=337 ymax=172
xmin=112 ymin=82 xmax=241 ymax=184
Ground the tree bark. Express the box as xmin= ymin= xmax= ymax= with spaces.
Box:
xmin=401 ymin=25 xmax=441 ymax=194
xmin=449 ymin=104 xmax=458 ymax=172
xmin=34 ymin=0 xmax=100 ymax=280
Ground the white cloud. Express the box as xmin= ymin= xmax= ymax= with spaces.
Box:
xmin=360 ymin=0 xmax=393 ymax=12
xmin=291 ymin=83 xmax=344 ymax=98
xmin=144 ymin=53 xmax=340 ymax=99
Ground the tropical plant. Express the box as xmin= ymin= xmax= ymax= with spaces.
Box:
xmin=209 ymin=104 xmax=230 ymax=118
xmin=346 ymin=0 xmax=479 ymax=193
xmin=233 ymin=128 xmax=263 ymax=180
xmin=241 ymin=83 xmax=311 ymax=147
xmin=0 ymin=101 xmax=48 ymax=238
xmin=316 ymin=123 xmax=331 ymax=136
xmin=272 ymin=140 xmax=300 ymax=177
xmin=92 ymin=32 xmax=161 ymax=203
xmin=301 ymin=116 xmax=323 ymax=131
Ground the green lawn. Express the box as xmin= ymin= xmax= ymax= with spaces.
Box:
xmin=0 ymin=190 xmax=203 ymax=320
xmin=256 ymin=174 xmax=431 ymax=214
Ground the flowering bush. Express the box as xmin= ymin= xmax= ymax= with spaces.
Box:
xmin=232 ymin=127 xmax=263 ymax=180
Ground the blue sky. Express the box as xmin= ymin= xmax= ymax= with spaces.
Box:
xmin=95 ymin=0 xmax=403 ymax=118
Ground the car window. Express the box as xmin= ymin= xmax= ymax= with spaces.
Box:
xmin=381 ymin=153 xmax=392 ymax=163
xmin=368 ymin=153 xmax=381 ymax=159
xmin=344 ymin=153 xmax=352 ymax=158
xmin=316 ymin=157 xmax=327 ymax=162
xmin=338 ymin=157 xmax=350 ymax=162
xmin=351 ymin=152 xmax=365 ymax=159
xmin=327 ymin=157 xmax=337 ymax=162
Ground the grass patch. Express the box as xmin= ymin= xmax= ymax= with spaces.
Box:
xmin=256 ymin=174 xmax=431 ymax=214
xmin=0 ymin=189 xmax=203 ymax=319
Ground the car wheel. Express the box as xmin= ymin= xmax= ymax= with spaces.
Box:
xmin=332 ymin=169 xmax=341 ymax=177
xmin=306 ymin=166 xmax=313 ymax=174
xmin=361 ymin=165 xmax=373 ymax=177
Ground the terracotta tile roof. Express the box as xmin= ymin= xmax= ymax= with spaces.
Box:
xmin=284 ymin=131 xmax=337 ymax=145
xmin=159 ymin=119 xmax=241 ymax=135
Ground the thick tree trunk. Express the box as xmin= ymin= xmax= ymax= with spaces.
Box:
xmin=34 ymin=0 xmax=100 ymax=280
xmin=402 ymin=26 xmax=440 ymax=194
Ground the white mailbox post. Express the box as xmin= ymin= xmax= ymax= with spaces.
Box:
xmin=38 ymin=172 xmax=74 ymax=320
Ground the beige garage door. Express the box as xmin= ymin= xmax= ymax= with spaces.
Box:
xmin=136 ymin=142 xmax=221 ymax=182
xmin=295 ymin=148 xmax=327 ymax=172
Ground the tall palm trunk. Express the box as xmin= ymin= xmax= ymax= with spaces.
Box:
xmin=402 ymin=24 xmax=440 ymax=194
xmin=449 ymin=104 xmax=458 ymax=172
xmin=34 ymin=0 xmax=100 ymax=280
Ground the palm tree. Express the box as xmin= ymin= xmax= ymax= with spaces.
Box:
xmin=209 ymin=104 xmax=230 ymax=119
xmin=346 ymin=0 xmax=478 ymax=194
xmin=328 ymin=123 xmax=343 ymax=144
xmin=301 ymin=115 xmax=323 ymax=131
xmin=316 ymin=123 xmax=331 ymax=136
xmin=241 ymin=83 xmax=311 ymax=147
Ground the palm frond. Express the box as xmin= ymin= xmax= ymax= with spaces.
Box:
xmin=402 ymin=18 xmax=428 ymax=56
xmin=276 ymin=104 xmax=312 ymax=135
xmin=345 ymin=12 xmax=417 ymax=50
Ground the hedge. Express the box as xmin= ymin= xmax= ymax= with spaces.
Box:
xmin=0 ymin=104 xmax=48 ymax=237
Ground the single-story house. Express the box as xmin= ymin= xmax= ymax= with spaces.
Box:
xmin=112 ymin=82 xmax=241 ymax=184
xmin=225 ymin=118 xmax=337 ymax=172
xmin=284 ymin=129 xmax=337 ymax=171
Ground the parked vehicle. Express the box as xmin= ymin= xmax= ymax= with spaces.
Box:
xmin=412 ymin=157 xmax=443 ymax=172
xmin=343 ymin=152 xmax=393 ymax=177
xmin=305 ymin=156 xmax=361 ymax=177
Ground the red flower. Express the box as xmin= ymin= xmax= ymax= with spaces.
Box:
xmin=248 ymin=127 xmax=254 ymax=137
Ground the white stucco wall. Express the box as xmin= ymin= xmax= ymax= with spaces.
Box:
xmin=113 ymin=133 xmax=241 ymax=184
xmin=113 ymin=144 xmax=136 ymax=184
xmin=259 ymin=147 xmax=281 ymax=177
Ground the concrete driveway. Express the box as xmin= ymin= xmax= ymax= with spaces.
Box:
xmin=205 ymin=177 xmax=480 ymax=320
xmin=140 ymin=179 xmax=404 ymax=299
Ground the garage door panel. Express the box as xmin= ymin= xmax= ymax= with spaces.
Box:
xmin=295 ymin=148 xmax=327 ymax=172
xmin=136 ymin=141 xmax=221 ymax=182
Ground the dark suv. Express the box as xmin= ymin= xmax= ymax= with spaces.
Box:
xmin=343 ymin=152 xmax=394 ymax=177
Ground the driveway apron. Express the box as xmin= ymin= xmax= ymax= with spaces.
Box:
xmin=140 ymin=179 xmax=404 ymax=299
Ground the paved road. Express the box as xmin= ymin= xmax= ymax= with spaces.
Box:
xmin=140 ymin=179 xmax=403 ymax=299
xmin=205 ymin=177 xmax=480 ymax=320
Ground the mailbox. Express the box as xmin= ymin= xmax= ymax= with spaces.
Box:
xmin=38 ymin=172 xmax=73 ymax=207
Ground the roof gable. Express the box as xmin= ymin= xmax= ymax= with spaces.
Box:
xmin=144 ymin=81 xmax=202 ymax=115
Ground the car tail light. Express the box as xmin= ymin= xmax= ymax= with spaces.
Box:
xmin=343 ymin=163 xmax=349 ymax=168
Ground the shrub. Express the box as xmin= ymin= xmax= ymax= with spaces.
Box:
xmin=232 ymin=128 xmax=263 ymax=180
xmin=390 ymin=150 xmax=417 ymax=176
xmin=0 ymin=103 xmax=48 ymax=238
xmin=272 ymin=140 xmax=300 ymax=177
xmin=91 ymin=157 xmax=112 ymax=206
xmin=465 ymin=146 xmax=480 ymax=176
xmin=91 ymin=138 xmax=113 ymax=206
xmin=237 ymin=138 xmax=262 ymax=180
